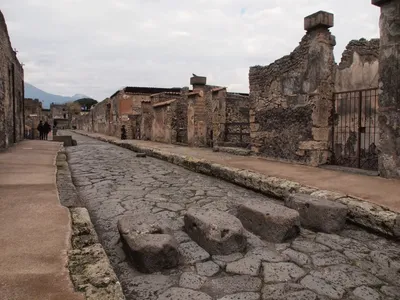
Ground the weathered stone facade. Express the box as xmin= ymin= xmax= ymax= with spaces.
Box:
xmin=372 ymin=0 xmax=400 ymax=178
xmin=51 ymin=103 xmax=70 ymax=129
xmin=0 ymin=10 xmax=24 ymax=150
xmin=249 ymin=11 xmax=336 ymax=166
xmin=24 ymin=98 xmax=42 ymax=139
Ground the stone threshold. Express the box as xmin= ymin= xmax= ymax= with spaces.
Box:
xmin=72 ymin=131 xmax=400 ymax=239
xmin=56 ymin=149 xmax=126 ymax=300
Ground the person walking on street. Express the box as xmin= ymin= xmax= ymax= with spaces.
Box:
xmin=37 ymin=121 xmax=44 ymax=140
xmin=43 ymin=121 xmax=51 ymax=140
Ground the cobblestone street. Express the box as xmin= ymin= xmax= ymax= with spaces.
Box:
xmin=65 ymin=133 xmax=400 ymax=300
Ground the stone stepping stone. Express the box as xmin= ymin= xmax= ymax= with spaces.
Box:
xmin=184 ymin=208 xmax=247 ymax=255
xmin=237 ymin=201 xmax=300 ymax=243
xmin=285 ymin=194 xmax=348 ymax=233
xmin=117 ymin=214 xmax=179 ymax=273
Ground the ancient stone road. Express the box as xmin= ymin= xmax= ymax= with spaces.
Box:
xmin=65 ymin=133 xmax=400 ymax=300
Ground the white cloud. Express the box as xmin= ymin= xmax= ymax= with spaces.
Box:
xmin=2 ymin=0 xmax=380 ymax=99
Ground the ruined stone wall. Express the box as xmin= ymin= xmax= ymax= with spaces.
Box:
xmin=224 ymin=93 xmax=250 ymax=146
xmin=211 ymin=89 xmax=227 ymax=146
xmin=140 ymin=92 xmax=184 ymax=143
xmin=336 ymin=38 xmax=380 ymax=92
xmin=175 ymin=88 xmax=189 ymax=144
xmin=187 ymin=91 xmax=207 ymax=147
xmin=140 ymin=101 xmax=153 ymax=140
xmin=372 ymin=0 xmax=400 ymax=178
xmin=0 ymin=10 xmax=24 ymax=149
xmin=24 ymin=98 xmax=42 ymax=139
xmin=249 ymin=11 xmax=336 ymax=166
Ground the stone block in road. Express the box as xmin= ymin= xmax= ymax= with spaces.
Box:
xmin=118 ymin=214 xmax=172 ymax=236
xmin=237 ymin=201 xmax=300 ymax=243
xmin=118 ymin=214 xmax=179 ymax=273
xmin=122 ymin=233 xmax=180 ymax=273
xmin=285 ymin=194 xmax=348 ymax=233
xmin=184 ymin=208 xmax=247 ymax=255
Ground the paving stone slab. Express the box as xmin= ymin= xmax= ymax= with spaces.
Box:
xmin=291 ymin=239 xmax=330 ymax=253
xmin=226 ymin=256 xmax=261 ymax=276
xmin=237 ymin=201 xmax=300 ymax=243
xmin=300 ymin=275 xmax=345 ymax=299
xmin=380 ymin=285 xmax=400 ymax=298
xmin=310 ymin=264 xmax=383 ymax=289
xmin=157 ymin=287 xmax=212 ymax=300
xmin=352 ymin=286 xmax=381 ymax=300
xmin=246 ymin=247 xmax=289 ymax=263
xmin=212 ymin=253 xmax=244 ymax=268
xmin=202 ymin=275 xmax=262 ymax=298
xmin=282 ymin=248 xmax=311 ymax=266
xmin=315 ymin=232 xmax=370 ymax=253
xmin=311 ymin=250 xmax=349 ymax=267
xmin=179 ymin=272 xmax=207 ymax=290
xmin=184 ymin=208 xmax=246 ymax=255
xmin=285 ymin=193 xmax=348 ymax=233
xmin=262 ymin=262 xmax=306 ymax=283
xmin=196 ymin=261 xmax=220 ymax=276
xmin=217 ymin=292 xmax=260 ymax=300
xmin=179 ymin=241 xmax=210 ymax=264
xmin=261 ymin=283 xmax=305 ymax=300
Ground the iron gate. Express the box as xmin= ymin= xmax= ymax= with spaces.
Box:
xmin=224 ymin=122 xmax=250 ymax=147
xmin=332 ymin=88 xmax=379 ymax=171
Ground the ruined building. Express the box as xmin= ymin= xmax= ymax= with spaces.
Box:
xmin=248 ymin=10 xmax=384 ymax=173
xmin=0 ymin=10 xmax=24 ymax=150
xmin=74 ymin=5 xmax=399 ymax=178
xmin=24 ymin=98 xmax=43 ymax=139
xmin=73 ymin=77 xmax=250 ymax=148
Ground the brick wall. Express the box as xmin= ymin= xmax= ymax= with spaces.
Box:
xmin=0 ymin=10 xmax=24 ymax=150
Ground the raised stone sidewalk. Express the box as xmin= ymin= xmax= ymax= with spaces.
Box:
xmin=72 ymin=130 xmax=400 ymax=238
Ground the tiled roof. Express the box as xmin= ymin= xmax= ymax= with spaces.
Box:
xmin=110 ymin=86 xmax=181 ymax=98
xmin=152 ymin=99 xmax=177 ymax=108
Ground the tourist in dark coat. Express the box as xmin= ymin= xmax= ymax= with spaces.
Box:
xmin=43 ymin=121 xmax=51 ymax=140
xmin=37 ymin=121 xmax=44 ymax=140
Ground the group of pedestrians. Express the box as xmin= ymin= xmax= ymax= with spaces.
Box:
xmin=37 ymin=121 xmax=52 ymax=140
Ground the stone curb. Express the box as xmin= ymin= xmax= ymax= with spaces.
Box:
xmin=56 ymin=149 xmax=126 ymax=300
xmin=72 ymin=131 xmax=400 ymax=239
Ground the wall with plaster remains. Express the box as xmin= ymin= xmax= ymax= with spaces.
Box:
xmin=0 ymin=10 xmax=24 ymax=150
xmin=335 ymin=38 xmax=380 ymax=92
xmin=249 ymin=11 xmax=336 ymax=166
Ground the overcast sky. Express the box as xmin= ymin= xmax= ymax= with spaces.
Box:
xmin=3 ymin=0 xmax=380 ymax=100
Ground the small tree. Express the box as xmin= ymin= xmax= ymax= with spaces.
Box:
xmin=66 ymin=101 xmax=82 ymax=116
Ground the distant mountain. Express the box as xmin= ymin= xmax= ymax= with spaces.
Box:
xmin=24 ymin=83 xmax=90 ymax=109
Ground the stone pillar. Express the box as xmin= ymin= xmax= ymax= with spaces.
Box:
xmin=372 ymin=0 xmax=400 ymax=178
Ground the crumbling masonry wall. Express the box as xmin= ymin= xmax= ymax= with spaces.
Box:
xmin=0 ymin=10 xmax=24 ymax=150
xmin=249 ymin=11 xmax=336 ymax=166
xmin=24 ymin=98 xmax=42 ymax=139
xmin=372 ymin=0 xmax=400 ymax=178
